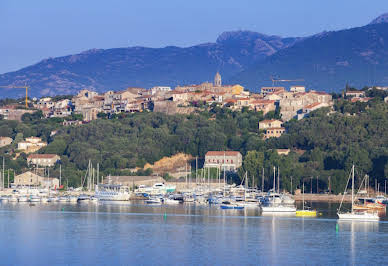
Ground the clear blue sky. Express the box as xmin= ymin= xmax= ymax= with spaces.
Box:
xmin=1 ymin=0 xmax=388 ymax=74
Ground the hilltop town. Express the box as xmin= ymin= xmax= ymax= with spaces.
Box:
xmin=0 ymin=72 xmax=387 ymax=194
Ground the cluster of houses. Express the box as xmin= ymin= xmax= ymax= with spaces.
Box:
xmin=19 ymin=72 xmax=333 ymax=123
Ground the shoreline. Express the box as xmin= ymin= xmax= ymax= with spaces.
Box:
xmin=294 ymin=194 xmax=352 ymax=203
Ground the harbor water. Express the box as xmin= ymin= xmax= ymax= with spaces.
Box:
xmin=1 ymin=201 xmax=388 ymax=265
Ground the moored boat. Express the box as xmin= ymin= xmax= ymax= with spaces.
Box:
xmin=337 ymin=165 xmax=379 ymax=221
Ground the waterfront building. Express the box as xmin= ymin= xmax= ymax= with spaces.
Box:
xmin=103 ymin=175 xmax=165 ymax=187
xmin=13 ymin=171 xmax=59 ymax=188
xmin=0 ymin=136 xmax=12 ymax=147
xmin=204 ymin=151 xmax=242 ymax=172
xmin=27 ymin=154 xmax=61 ymax=167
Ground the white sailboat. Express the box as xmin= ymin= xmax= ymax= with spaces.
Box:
xmin=337 ymin=165 xmax=379 ymax=221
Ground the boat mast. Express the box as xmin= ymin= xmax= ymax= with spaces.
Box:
xmin=351 ymin=164 xmax=355 ymax=213
xmin=223 ymin=152 xmax=226 ymax=196
xmin=273 ymin=166 xmax=276 ymax=192
xmin=302 ymin=182 xmax=305 ymax=211
xmin=262 ymin=167 xmax=264 ymax=192
xmin=277 ymin=166 xmax=280 ymax=193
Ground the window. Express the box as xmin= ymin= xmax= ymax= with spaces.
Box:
xmin=231 ymin=160 xmax=233 ymax=163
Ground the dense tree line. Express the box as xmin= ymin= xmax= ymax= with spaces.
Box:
xmin=0 ymin=95 xmax=387 ymax=192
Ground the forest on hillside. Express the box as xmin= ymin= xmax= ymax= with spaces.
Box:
xmin=0 ymin=92 xmax=387 ymax=193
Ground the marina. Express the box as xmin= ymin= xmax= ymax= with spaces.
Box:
xmin=0 ymin=201 xmax=388 ymax=265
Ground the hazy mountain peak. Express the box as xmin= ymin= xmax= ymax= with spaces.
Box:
xmin=369 ymin=13 xmax=388 ymax=24
xmin=216 ymin=30 xmax=272 ymax=44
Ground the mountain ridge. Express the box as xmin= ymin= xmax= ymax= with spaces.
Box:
xmin=0 ymin=31 xmax=300 ymax=98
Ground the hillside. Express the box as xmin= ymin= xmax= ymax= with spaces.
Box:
xmin=0 ymin=31 xmax=300 ymax=98
xmin=0 ymin=93 xmax=387 ymax=192
xmin=231 ymin=21 xmax=388 ymax=91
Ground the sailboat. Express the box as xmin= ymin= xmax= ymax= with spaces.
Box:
xmin=296 ymin=183 xmax=317 ymax=217
xmin=337 ymin=165 xmax=379 ymax=221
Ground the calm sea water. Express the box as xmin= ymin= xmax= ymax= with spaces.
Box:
xmin=0 ymin=201 xmax=387 ymax=265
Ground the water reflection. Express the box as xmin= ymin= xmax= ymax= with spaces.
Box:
xmin=1 ymin=201 xmax=388 ymax=265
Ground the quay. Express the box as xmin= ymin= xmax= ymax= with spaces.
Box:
xmin=294 ymin=194 xmax=352 ymax=203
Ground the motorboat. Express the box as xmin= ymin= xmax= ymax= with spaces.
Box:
xmin=40 ymin=197 xmax=49 ymax=203
xmin=95 ymin=184 xmax=131 ymax=201
xmin=261 ymin=205 xmax=296 ymax=213
xmin=282 ymin=194 xmax=295 ymax=205
xmin=0 ymin=196 xmax=9 ymax=202
xmin=9 ymin=196 xmax=18 ymax=202
xmin=164 ymin=198 xmax=180 ymax=205
xmin=145 ymin=197 xmax=162 ymax=204
xmin=29 ymin=196 xmax=41 ymax=202
xmin=69 ymin=196 xmax=79 ymax=203
xmin=78 ymin=194 xmax=90 ymax=202
xmin=58 ymin=196 xmax=69 ymax=202
xmin=183 ymin=194 xmax=195 ymax=203
xmin=220 ymin=200 xmax=244 ymax=210
xmin=18 ymin=196 xmax=28 ymax=202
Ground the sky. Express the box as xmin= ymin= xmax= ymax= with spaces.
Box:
xmin=0 ymin=0 xmax=388 ymax=74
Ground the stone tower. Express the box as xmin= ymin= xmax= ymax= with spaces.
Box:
xmin=214 ymin=72 xmax=222 ymax=87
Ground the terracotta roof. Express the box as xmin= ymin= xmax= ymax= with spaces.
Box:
xmin=311 ymin=91 xmax=330 ymax=95
xmin=27 ymin=154 xmax=59 ymax=159
xmin=251 ymin=100 xmax=275 ymax=104
xmin=238 ymin=98 xmax=250 ymax=101
xmin=261 ymin=87 xmax=285 ymax=90
xmin=205 ymin=151 xmax=241 ymax=156
xmin=260 ymin=119 xmax=282 ymax=123
xmin=304 ymin=102 xmax=322 ymax=109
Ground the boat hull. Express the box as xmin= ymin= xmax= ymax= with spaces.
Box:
xmin=337 ymin=212 xmax=379 ymax=221
xmin=262 ymin=206 xmax=296 ymax=213
xmin=296 ymin=210 xmax=317 ymax=217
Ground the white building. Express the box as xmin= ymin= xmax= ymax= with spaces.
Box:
xmin=204 ymin=151 xmax=242 ymax=172
xmin=151 ymin=86 xmax=171 ymax=95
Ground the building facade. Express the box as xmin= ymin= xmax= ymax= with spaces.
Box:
xmin=204 ymin=151 xmax=242 ymax=172
xmin=27 ymin=154 xmax=61 ymax=167
xmin=259 ymin=119 xmax=283 ymax=130
xmin=13 ymin=171 xmax=59 ymax=188
xmin=0 ymin=137 xmax=12 ymax=147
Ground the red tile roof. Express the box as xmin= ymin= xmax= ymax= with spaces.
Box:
xmin=205 ymin=151 xmax=241 ymax=156
xmin=27 ymin=154 xmax=59 ymax=159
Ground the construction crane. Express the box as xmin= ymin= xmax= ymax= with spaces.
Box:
xmin=270 ymin=77 xmax=304 ymax=86
xmin=0 ymin=85 xmax=29 ymax=108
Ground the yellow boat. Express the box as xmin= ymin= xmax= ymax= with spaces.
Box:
xmin=296 ymin=183 xmax=317 ymax=217
xmin=296 ymin=210 xmax=317 ymax=216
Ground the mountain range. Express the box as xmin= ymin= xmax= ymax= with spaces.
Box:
xmin=1 ymin=14 xmax=388 ymax=97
